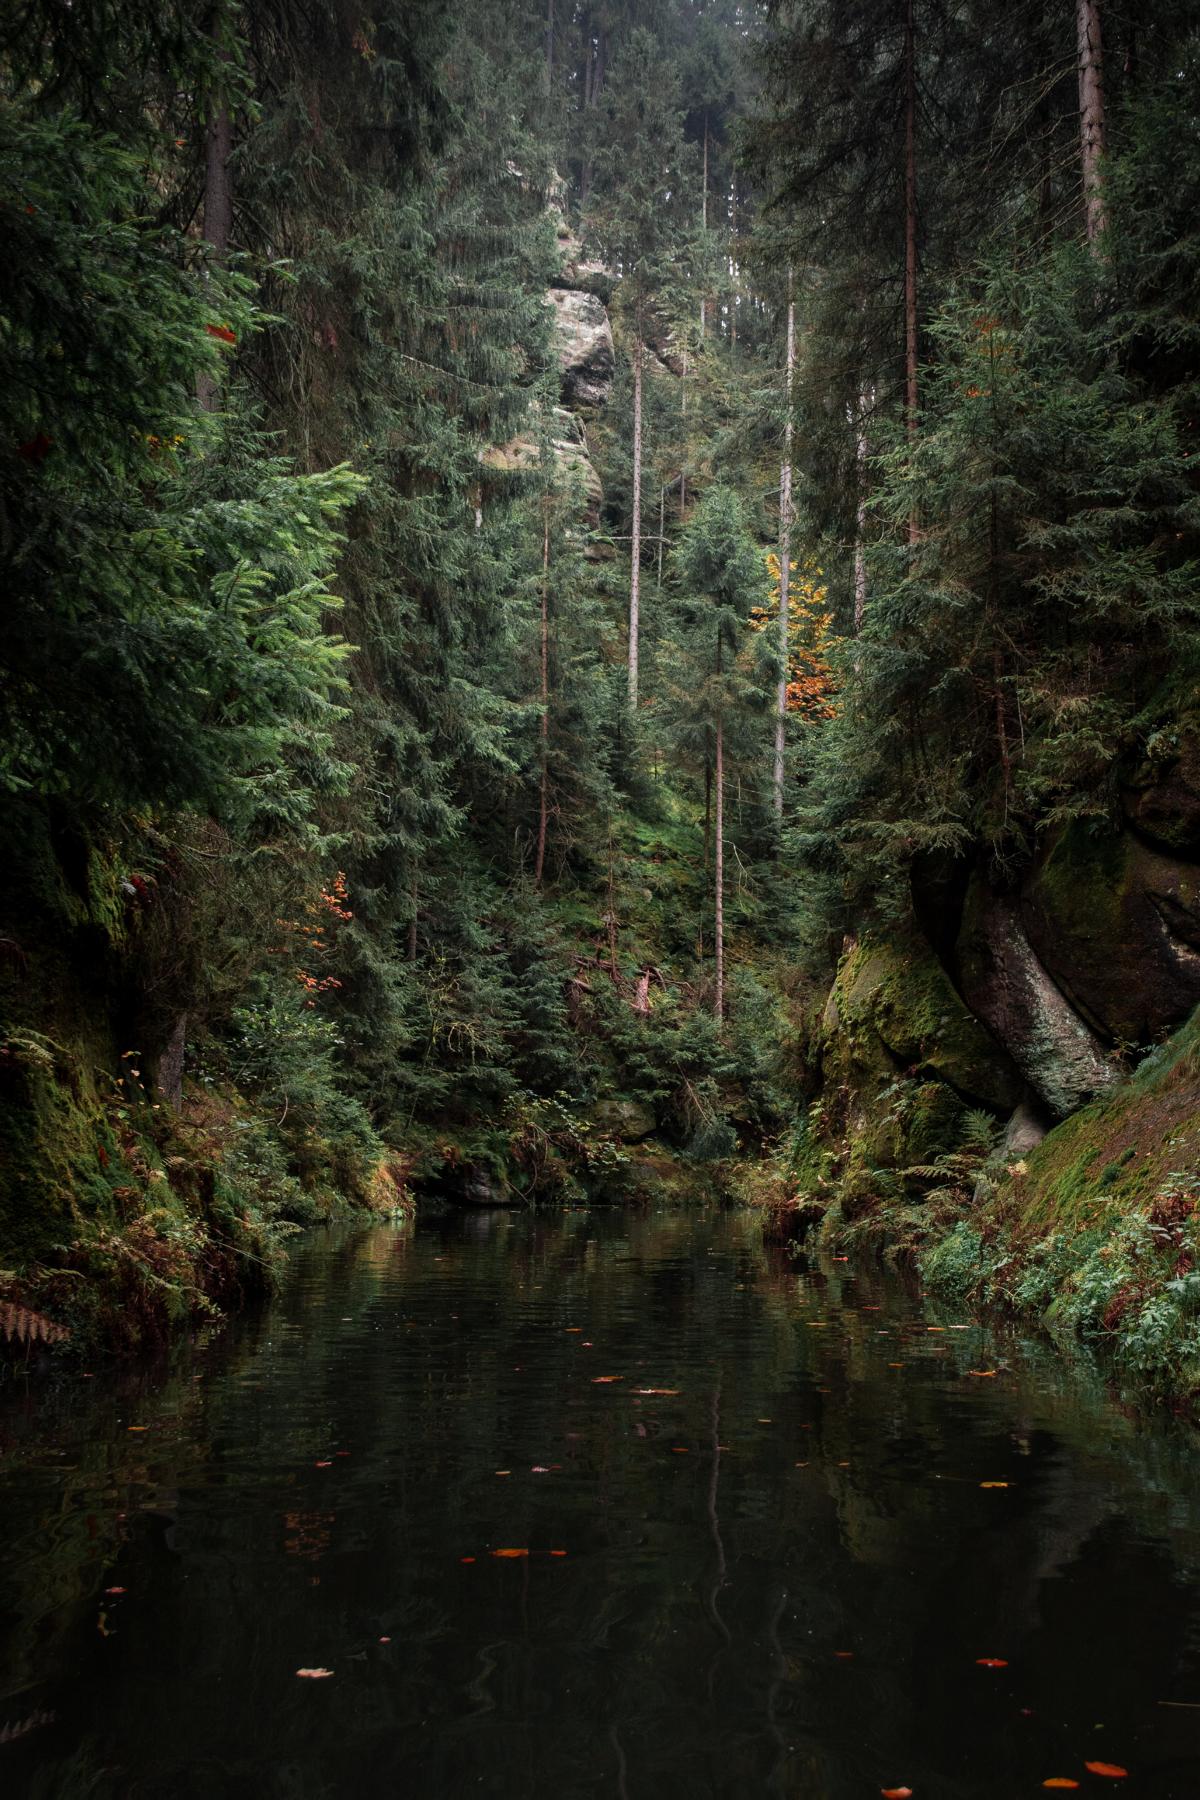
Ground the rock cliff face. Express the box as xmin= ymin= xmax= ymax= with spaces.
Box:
xmin=547 ymin=288 xmax=614 ymax=410
xmin=802 ymin=726 xmax=1200 ymax=1196
xmin=480 ymin=182 xmax=614 ymax=526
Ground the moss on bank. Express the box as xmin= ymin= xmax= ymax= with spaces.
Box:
xmin=760 ymin=1004 xmax=1200 ymax=1405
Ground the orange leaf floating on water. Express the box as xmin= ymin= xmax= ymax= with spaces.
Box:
xmin=1042 ymin=1782 xmax=1079 ymax=1791
xmin=549 ymin=1550 xmax=568 ymax=1557
xmin=491 ymin=1548 xmax=529 ymax=1559
xmin=592 ymin=1375 xmax=623 ymax=1384
xmin=980 ymin=1481 xmax=1010 ymax=1488
xmin=671 ymin=1446 xmax=689 ymax=1453
xmin=834 ymin=1651 xmax=854 ymax=1659
xmin=460 ymin=1556 xmax=476 ymax=1564
xmin=881 ymin=1789 xmax=913 ymax=1799
xmin=966 ymin=1370 xmax=999 ymax=1378
xmin=976 ymin=1658 xmax=1008 ymax=1668
xmin=296 ymin=1667 xmax=334 ymax=1679
xmin=1084 ymin=1765 xmax=1129 ymax=1780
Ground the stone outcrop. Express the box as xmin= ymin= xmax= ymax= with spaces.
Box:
xmin=1021 ymin=822 xmax=1200 ymax=1046
xmin=479 ymin=406 xmax=603 ymax=523
xmin=547 ymin=287 xmax=615 ymax=410
xmin=956 ymin=884 xmax=1119 ymax=1119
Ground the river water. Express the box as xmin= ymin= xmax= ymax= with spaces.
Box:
xmin=3 ymin=1209 xmax=1200 ymax=1798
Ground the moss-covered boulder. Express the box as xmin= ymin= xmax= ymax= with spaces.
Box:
xmin=824 ymin=932 xmax=1021 ymax=1113
xmin=811 ymin=931 xmax=1021 ymax=1185
xmin=1022 ymin=821 xmax=1200 ymax=1047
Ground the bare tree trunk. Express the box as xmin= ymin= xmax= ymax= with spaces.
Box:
xmin=700 ymin=114 xmax=709 ymax=337
xmin=628 ymin=329 xmax=643 ymax=710
xmin=1077 ymin=0 xmax=1107 ymax=247
xmin=534 ymin=497 xmax=551 ymax=885
xmin=198 ymin=61 xmax=234 ymax=414
xmin=773 ymin=278 xmax=795 ymax=824
xmin=904 ymin=0 xmax=918 ymax=448
xmin=715 ymin=706 xmax=725 ymax=1024
xmin=158 ymin=1011 xmax=187 ymax=1111
xmin=854 ymin=384 xmax=872 ymax=634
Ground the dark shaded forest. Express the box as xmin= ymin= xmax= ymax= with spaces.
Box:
xmin=3 ymin=0 xmax=1200 ymax=1395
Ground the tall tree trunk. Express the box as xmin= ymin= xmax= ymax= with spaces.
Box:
xmin=853 ymin=383 xmax=872 ymax=633
xmin=545 ymin=0 xmax=554 ymax=94
xmin=903 ymin=0 xmax=918 ymax=447
xmin=628 ymin=327 xmax=643 ymax=710
xmin=700 ymin=114 xmax=709 ymax=337
xmin=1077 ymin=0 xmax=1107 ymax=247
xmin=773 ymin=277 xmax=795 ymax=824
xmin=534 ymin=497 xmax=551 ymax=886
xmin=198 ymin=45 xmax=234 ymax=414
xmin=715 ymin=699 xmax=725 ymax=1025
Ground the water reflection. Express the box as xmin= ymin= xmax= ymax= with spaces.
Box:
xmin=2 ymin=1209 xmax=1200 ymax=1797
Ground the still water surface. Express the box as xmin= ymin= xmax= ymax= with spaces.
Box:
xmin=3 ymin=1209 xmax=1200 ymax=1798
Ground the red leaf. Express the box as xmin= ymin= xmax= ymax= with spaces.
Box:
xmin=206 ymin=323 xmax=237 ymax=345
xmin=1043 ymin=1782 xmax=1080 ymax=1790
xmin=882 ymin=1789 xmax=913 ymax=1799
xmin=1084 ymin=1766 xmax=1129 ymax=1780
xmin=976 ymin=1657 xmax=1008 ymax=1668
xmin=490 ymin=1548 xmax=529 ymax=1559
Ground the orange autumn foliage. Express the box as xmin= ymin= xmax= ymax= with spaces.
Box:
xmin=750 ymin=551 xmax=838 ymax=720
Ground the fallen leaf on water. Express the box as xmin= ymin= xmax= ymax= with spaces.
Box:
xmin=592 ymin=1375 xmax=623 ymax=1384
xmin=976 ymin=1658 xmax=1008 ymax=1668
xmin=564 ymin=1327 xmax=582 ymax=1333
xmin=296 ymin=1667 xmax=334 ymax=1679
xmin=966 ymin=1370 xmax=999 ymax=1378
xmin=549 ymin=1549 xmax=567 ymax=1557
xmin=494 ymin=1470 xmax=511 ymax=1476
xmin=460 ymin=1556 xmax=476 ymax=1564
xmin=104 ymin=1587 xmax=126 ymax=1596
xmin=635 ymin=1388 xmax=679 ymax=1395
xmin=834 ymin=1651 xmax=854 ymax=1660
xmin=379 ymin=1636 xmax=391 ymax=1643
xmin=671 ymin=1446 xmax=689 ymax=1453
xmin=881 ymin=1788 xmax=913 ymax=1799
xmin=491 ymin=1548 xmax=529 ymax=1559
xmin=314 ymin=1461 xmax=332 ymax=1468
xmin=980 ymin=1481 xmax=1010 ymax=1489
xmin=1084 ymin=1765 xmax=1128 ymax=1780
xmin=531 ymin=1465 xmax=550 ymax=1473
xmin=888 ymin=1362 xmax=906 ymax=1368
xmin=926 ymin=1326 xmax=946 ymax=1333
xmin=127 ymin=1426 xmax=148 ymax=1432
xmin=1042 ymin=1782 xmax=1079 ymax=1791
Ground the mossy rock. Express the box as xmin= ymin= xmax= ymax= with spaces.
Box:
xmin=824 ymin=932 xmax=1021 ymax=1115
xmin=1022 ymin=821 xmax=1200 ymax=1046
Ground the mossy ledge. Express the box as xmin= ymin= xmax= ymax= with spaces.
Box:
xmin=760 ymin=1000 xmax=1200 ymax=1408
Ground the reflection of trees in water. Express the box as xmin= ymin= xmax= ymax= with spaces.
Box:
xmin=2 ymin=1213 xmax=1200 ymax=1796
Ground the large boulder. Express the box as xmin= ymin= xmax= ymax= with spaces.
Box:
xmin=1022 ymin=822 xmax=1200 ymax=1047
xmin=548 ymin=288 xmax=615 ymax=409
xmin=815 ymin=932 xmax=1022 ymax=1178
xmin=956 ymin=882 xmax=1118 ymax=1119
xmin=589 ymin=1096 xmax=656 ymax=1141
xmin=826 ymin=933 xmax=1022 ymax=1115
